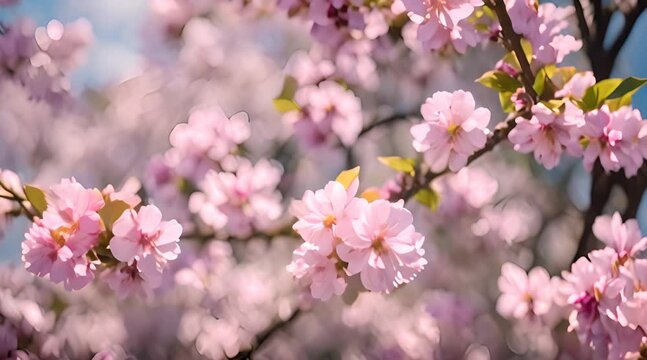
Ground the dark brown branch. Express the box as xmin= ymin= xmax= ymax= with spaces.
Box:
xmin=608 ymin=1 xmax=647 ymax=69
xmin=487 ymin=0 xmax=538 ymax=100
xmin=572 ymin=162 xmax=616 ymax=262
xmin=229 ymin=308 xmax=302 ymax=360
xmin=572 ymin=0 xmax=591 ymax=46
xmin=358 ymin=112 xmax=415 ymax=138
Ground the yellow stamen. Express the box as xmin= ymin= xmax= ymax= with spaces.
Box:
xmin=323 ymin=215 xmax=336 ymax=229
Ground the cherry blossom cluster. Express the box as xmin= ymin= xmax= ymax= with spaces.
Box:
xmin=282 ymin=80 xmax=364 ymax=148
xmin=288 ymin=169 xmax=427 ymax=300
xmin=278 ymin=0 xmax=392 ymax=48
xmin=402 ymin=0 xmax=489 ymax=53
xmin=497 ymin=212 xmax=647 ymax=359
xmin=0 ymin=17 xmax=93 ymax=106
xmin=507 ymin=72 xmax=647 ymax=175
xmin=506 ymin=0 xmax=581 ymax=65
xmin=14 ymin=177 xmax=182 ymax=297
xmin=145 ymin=105 xmax=284 ymax=238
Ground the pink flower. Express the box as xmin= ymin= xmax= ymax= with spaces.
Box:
xmin=433 ymin=167 xmax=498 ymax=218
xmin=102 ymin=261 xmax=161 ymax=299
xmin=558 ymin=249 xmax=623 ymax=349
xmin=508 ymin=103 xmax=580 ymax=169
xmin=555 ymin=71 xmax=596 ymax=99
xmin=189 ymin=159 xmax=283 ymax=237
xmin=101 ymin=177 xmax=142 ymax=208
xmin=616 ymin=259 xmax=647 ymax=330
xmin=285 ymin=80 xmax=363 ymax=148
xmin=291 ymin=178 xmax=361 ymax=255
xmin=403 ymin=0 xmax=483 ymax=53
xmin=411 ymin=90 xmax=491 ymax=172
xmin=21 ymin=179 xmax=104 ymax=291
xmin=507 ymin=0 xmax=581 ymax=64
xmin=287 ymin=242 xmax=347 ymax=300
xmin=168 ymin=106 xmax=250 ymax=180
xmin=496 ymin=262 xmax=553 ymax=320
xmin=109 ymin=205 xmax=182 ymax=282
xmin=284 ymin=50 xmax=335 ymax=86
xmin=403 ymin=0 xmax=483 ymax=29
xmin=336 ymin=199 xmax=427 ymax=293
xmin=578 ymin=105 xmax=646 ymax=176
xmin=22 ymin=220 xmax=98 ymax=291
xmin=593 ymin=212 xmax=647 ymax=259
xmin=414 ymin=18 xmax=480 ymax=53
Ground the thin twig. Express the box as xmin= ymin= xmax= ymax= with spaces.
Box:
xmin=358 ymin=112 xmax=415 ymax=138
xmin=0 ymin=180 xmax=36 ymax=220
xmin=229 ymin=308 xmax=302 ymax=360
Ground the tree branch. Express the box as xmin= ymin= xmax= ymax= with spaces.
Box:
xmin=487 ymin=0 xmax=538 ymax=100
xmin=0 ymin=180 xmax=36 ymax=220
xmin=572 ymin=0 xmax=591 ymax=46
xmin=608 ymin=1 xmax=647 ymax=68
xmin=358 ymin=112 xmax=415 ymax=138
xmin=229 ymin=308 xmax=302 ymax=360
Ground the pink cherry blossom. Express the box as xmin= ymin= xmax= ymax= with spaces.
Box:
xmin=287 ymin=242 xmax=347 ymax=300
xmin=101 ymin=177 xmax=142 ymax=208
xmin=555 ymin=71 xmax=596 ymax=99
xmin=558 ymin=249 xmax=624 ymax=351
xmin=291 ymin=178 xmax=361 ymax=255
xmin=403 ymin=0 xmax=483 ymax=53
xmin=616 ymin=259 xmax=647 ymax=330
xmin=411 ymin=90 xmax=491 ymax=172
xmin=109 ymin=205 xmax=182 ymax=282
xmin=507 ymin=0 xmax=581 ymax=65
xmin=189 ymin=159 xmax=283 ymax=237
xmin=578 ymin=105 xmax=647 ymax=176
xmin=167 ymin=105 xmax=250 ymax=180
xmin=284 ymin=50 xmax=335 ymax=86
xmin=22 ymin=219 xmax=98 ymax=291
xmin=508 ymin=102 xmax=580 ymax=169
xmin=22 ymin=179 xmax=104 ymax=291
xmin=336 ymin=199 xmax=427 ymax=293
xmin=285 ymin=80 xmax=363 ymax=148
xmin=593 ymin=212 xmax=647 ymax=259
xmin=433 ymin=167 xmax=498 ymax=218
xmin=102 ymin=261 xmax=161 ymax=299
xmin=497 ymin=262 xmax=553 ymax=320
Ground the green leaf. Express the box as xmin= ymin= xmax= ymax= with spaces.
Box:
xmin=551 ymin=67 xmax=577 ymax=88
xmin=541 ymin=99 xmax=564 ymax=111
xmin=272 ymin=98 xmax=300 ymax=113
xmin=605 ymin=77 xmax=647 ymax=111
xmin=335 ymin=167 xmax=360 ymax=189
xmin=98 ymin=200 xmax=131 ymax=232
xmin=578 ymin=78 xmax=623 ymax=111
xmin=606 ymin=77 xmax=647 ymax=100
xmin=476 ymin=71 xmax=522 ymax=93
xmin=499 ymin=91 xmax=515 ymax=113
xmin=533 ymin=65 xmax=554 ymax=97
xmin=24 ymin=185 xmax=47 ymax=216
xmin=414 ymin=188 xmax=440 ymax=211
xmin=377 ymin=156 xmax=416 ymax=175
xmin=273 ymin=76 xmax=301 ymax=113
xmin=277 ymin=75 xmax=299 ymax=100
